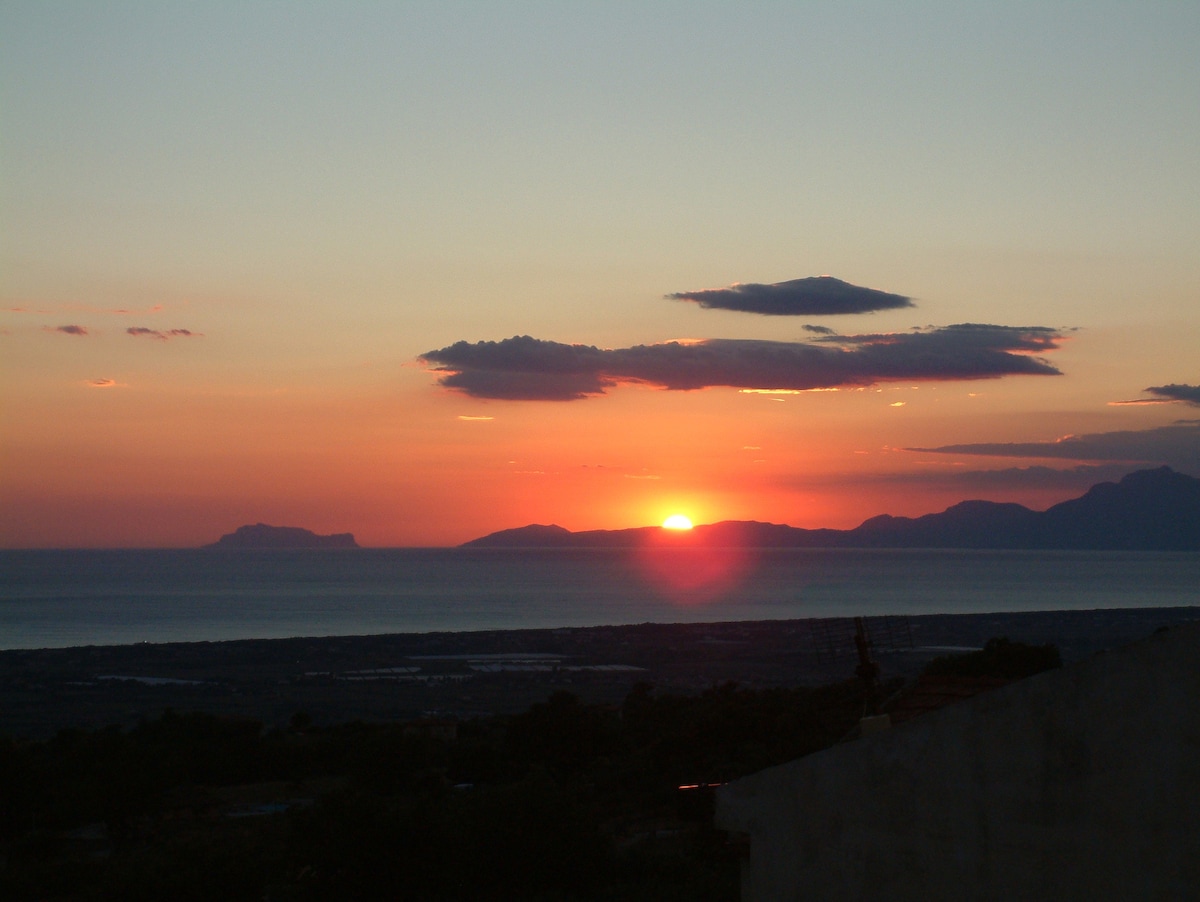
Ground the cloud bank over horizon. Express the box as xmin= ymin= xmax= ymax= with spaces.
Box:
xmin=666 ymin=276 xmax=914 ymax=316
xmin=909 ymin=421 xmax=1200 ymax=474
xmin=781 ymin=462 xmax=1147 ymax=498
xmin=421 ymin=324 xmax=1065 ymax=401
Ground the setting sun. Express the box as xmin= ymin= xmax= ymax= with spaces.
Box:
xmin=662 ymin=514 xmax=694 ymax=530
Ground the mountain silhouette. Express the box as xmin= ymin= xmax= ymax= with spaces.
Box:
xmin=206 ymin=524 xmax=359 ymax=549
xmin=463 ymin=467 xmax=1200 ymax=551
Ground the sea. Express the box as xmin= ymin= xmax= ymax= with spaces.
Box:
xmin=1 ymin=547 xmax=1198 ymax=650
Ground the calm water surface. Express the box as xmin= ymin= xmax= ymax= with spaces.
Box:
xmin=1 ymin=548 xmax=1197 ymax=649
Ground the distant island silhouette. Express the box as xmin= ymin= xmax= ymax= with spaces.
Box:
xmin=207 ymin=524 xmax=358 ymax=549
xmin=464 ymin=467 xmax=1200 ymax=551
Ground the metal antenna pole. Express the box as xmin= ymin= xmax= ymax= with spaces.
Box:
xmin=854 ymin=616 xmax=881 ymax=714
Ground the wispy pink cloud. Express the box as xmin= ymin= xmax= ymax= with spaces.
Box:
xmin=126 ymin=327 xmax=202 ymax=340
xmin=11 ymin=302 xmax=166 ymax=316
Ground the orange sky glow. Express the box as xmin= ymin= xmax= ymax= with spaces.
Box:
xmin=2 ymin=5 xmax=1198 ymax=548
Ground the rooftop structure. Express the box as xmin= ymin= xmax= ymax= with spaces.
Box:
xmin=716 ymin=621 xmax=1200 ymax=901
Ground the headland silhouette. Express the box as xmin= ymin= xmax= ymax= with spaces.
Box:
xmin=465 ymin=467 xmax=1200 ymax=551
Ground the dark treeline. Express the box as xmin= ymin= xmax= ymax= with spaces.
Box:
xmin=0 ymin=679 xmax=875 ymax=901
xmin=922 ymin=637 xmax=1061 ymax=680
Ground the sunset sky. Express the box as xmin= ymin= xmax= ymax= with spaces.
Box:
xmin=3 ymin=2 xmax=1198 ymax=548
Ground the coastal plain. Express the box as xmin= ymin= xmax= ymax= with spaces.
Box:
xmin=2 ymin=607 xmax=1195 ymax=739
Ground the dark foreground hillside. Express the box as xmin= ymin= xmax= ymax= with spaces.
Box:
xmin=1 ymin=637 xmax=1066 ymax=902
xmin=1 ymin=608 xmax=1194 ymax=900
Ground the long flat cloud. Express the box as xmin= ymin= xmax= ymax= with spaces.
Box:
xmin=891 ymin=463 xmax=1141 ymax=493
xmin=420 ymin=324 xmax=1065 ymax=401
xmin=908 ymin=422 xmax=1200 ymax=473
xmin=666 ymin=276 xmax=913 ymax=316
xmin=778 ymin=463 xmax=1141 ymax=496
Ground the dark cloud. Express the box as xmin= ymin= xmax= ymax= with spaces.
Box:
xmin=127 ymin=327 xmax=200 ymax=340
xmin=908 ymin=422 xmax=1200 ymax=473
xmin=666 ymin=276 xmax=914 ymax=316
xmin=49 ymin=324 xmax=89 ymax=336
xmin=1146 ymin=383 xmax=1200 ymax=406
xmin=802 ymin=324 xmax=836 ymax=335
xmin=421 ymin=324 xmax=1065 ymax=401
xmin=424 ymin=335 xmax=614 ymax=401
